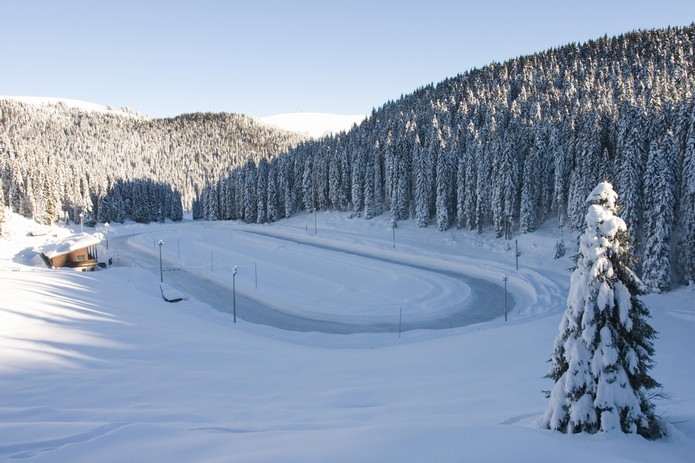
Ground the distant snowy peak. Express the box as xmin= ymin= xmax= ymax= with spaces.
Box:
xmin=259 ymin=113 xmax=365 ymax=138
xmin=0 ymin=96 xmax=147 ymax=118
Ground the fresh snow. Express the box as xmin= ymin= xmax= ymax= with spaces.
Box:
xmin=1 ymin=211 xmax=694 ymax=462
xmin=259 ymin=112 xmax=365 ymax=138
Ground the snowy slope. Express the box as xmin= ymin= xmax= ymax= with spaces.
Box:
xmin=1 ymin=211 xmax=693 ymax=462
xmin=259 ymin=112 xmax=365 ymax=138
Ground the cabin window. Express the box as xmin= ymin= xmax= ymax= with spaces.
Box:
xmin=77 ymin=255 xmax=85 ymax=261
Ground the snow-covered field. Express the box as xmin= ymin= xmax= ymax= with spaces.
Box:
xmin=1 ymin=211 xmax=693 ymax=462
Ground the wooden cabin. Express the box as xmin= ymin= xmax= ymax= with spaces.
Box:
xmin=40 ymin=233 xmax=101 ymax=271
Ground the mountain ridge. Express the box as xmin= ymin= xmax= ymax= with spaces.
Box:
xmin=0 ymin=96 xmax=365 ymax=138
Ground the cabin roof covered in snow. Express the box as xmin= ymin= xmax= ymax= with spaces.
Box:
xmin=38 ymin=233 xmax=101 ymax=259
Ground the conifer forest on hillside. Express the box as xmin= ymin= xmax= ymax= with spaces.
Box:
xmin=2 ymin=25 xmax=695 ymax=290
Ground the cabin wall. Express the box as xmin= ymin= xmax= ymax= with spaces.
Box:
xmin=46 ymin=246 xmax=98 ymax=269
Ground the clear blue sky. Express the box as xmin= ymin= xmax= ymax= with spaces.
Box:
xmin=2 ymin=0 xmax=694 ymax=118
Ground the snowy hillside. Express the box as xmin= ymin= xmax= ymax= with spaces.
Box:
xmin=259 ymin=112 xmax=365 ymax=138
xmin=1 ymin=211 xmax=693 ymax=462
xmin=0 ymin=96 xmax=145 ymax=118
xmin=0 ymin=97 xmax=304 ymax=217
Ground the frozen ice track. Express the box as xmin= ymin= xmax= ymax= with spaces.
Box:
xmin=113 ymin=230 xmax=513 ymax=334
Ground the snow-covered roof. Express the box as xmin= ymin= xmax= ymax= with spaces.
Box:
xmin=38 ymin=233 xmax=101 ymax=259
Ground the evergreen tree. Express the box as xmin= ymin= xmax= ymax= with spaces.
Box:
xmin=642 ymin=128 xmax=676 ymax=292
xmin=191 ymin=194 xmax=203 ymax=220
xmin=460 ymin=121 xmax=479 ymax=230
xmin=372 ymin=140 xmax=384 ymax=218
xmin=302 ymin=157 xmax=315 ymax=213
xmin=328 ymin=147 xmax=342 ymax=210
xmin=339 ymin=150 xmax=351 ymax=211
xmin=243 ymin=159 xmax=257 ymax=223
xmin=42 ymin=157 xmax=62 ymax=224
xmin=393 ymin=146 xmax=410 ymax=222
xmin=615 ymin=106 xmax=645 ymax=242
xmin=475 ymin=113 xmax=496 ymax=233
xmin=0 ymin=175 xmax=5 ymax=236
xmin=542 ymin=182 xmax=664 ymax=440
xmin=364 ymin=152 xmax=376 ymax=219
xmin=256 ymin=158 xmax=269 ymax=224
xmin=266 ymin=165 xmax=279 ymax=223
xmin=435 ymin=140 xmax=453 ymax=231
xmin=96 ymin=191 xmax=110 ymax=224
xmin=278 ymin=156 xmax=294 ymax=219
xmin=315 ymin=146 xmax=330 ymax=212
xmin=218 ymin=174 xmax=231 ymax=220
xmin=391 ymin=121 xmax=415 ymax=223
xmin=492 ymin=133 xmax=517 ymax=238
xmin=568 ymin=112 xmax=602 ymax=230
xmin=19 ymin=174 xmax=35 ymax=220
xmin=424 ymin=116 xmax=445 ymax=227
xmin=171 ymin=190 xmax=183 ymax=222
xmin=519 ymin=130 xmax=542 ymax=233
xmin=350 ymin=146 xmax=366 ymax=216
xmin=204 ymin=184 xmax=218 ymax=222
xmin=677 ymin=106 xmax=695 ymax=284
xmin=414 ymin=134 xmax=430 ymax=227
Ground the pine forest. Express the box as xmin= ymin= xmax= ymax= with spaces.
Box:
xmin=2 ymin=25 xmax=695 ymax=290
xmin=0 ymin=103 xmax=305 ymax=226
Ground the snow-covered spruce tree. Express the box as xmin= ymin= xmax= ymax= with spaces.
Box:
xmin=0 ymin=175 xmax=5 ymax=236
xmin=677 ymin=104 xmax=695 ymax=285
xmin=542 ymin=181 xmax=664 ymax=440
xmin=414 ymin=133 xmax=430 ymax=228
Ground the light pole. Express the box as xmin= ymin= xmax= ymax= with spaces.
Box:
xmin=79 ymin=212 xmax=84 ymax=233
xmin=398 ymin=306 xmax=402 ymax=338
xmin=232 ymin=265 xmax=238 ymax=323
xmin=104 ymin=222 xmax=110 ymax=250
xmin=158 ymin=240 xmax=164 ymax=283
xmin=503 ymin=276 xmax=508 ymax=322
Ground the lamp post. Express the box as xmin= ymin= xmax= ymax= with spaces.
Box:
xmin=232 ymin=265 xmax=238 ymax=323
xmin=503 ymin=276 xmax=508 ymax=322
xmin=158 ymin=240 xmax=164 ymax=283
xmin=104 ymin=222 xmax=110 ymax=250
xmin=79 ymin=212 xmax=84 ymax=233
